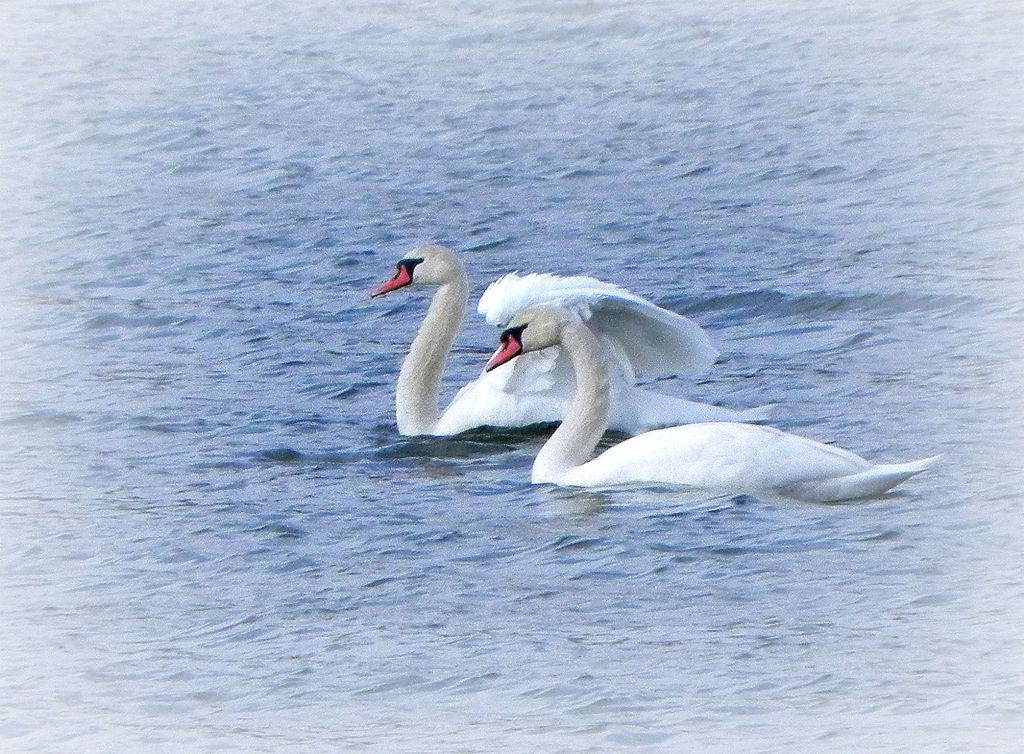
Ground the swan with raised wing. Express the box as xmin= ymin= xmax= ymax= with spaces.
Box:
xmin=482 ymin=305 xmax=938 ymax=500
xmin=370 ymin=244 xmax=771 ymax=436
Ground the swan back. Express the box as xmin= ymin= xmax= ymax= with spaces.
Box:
xmin=558 ymin=422 xmax=936 ymax=501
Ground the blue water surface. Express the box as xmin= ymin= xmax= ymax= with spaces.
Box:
xmin=1 ymin=1 xmax=1022 ymax=751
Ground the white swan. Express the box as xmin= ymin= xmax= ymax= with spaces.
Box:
xmin=484 ymin=305 xmax=939 ymax=500
xmin=370 ymin=244 xmax=772 ymax=436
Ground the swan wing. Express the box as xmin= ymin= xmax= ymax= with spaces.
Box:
xmin=479 ymin=272 xmax=718 ymax=377
xmin=437 ymin=273 xmax=727 ymax=435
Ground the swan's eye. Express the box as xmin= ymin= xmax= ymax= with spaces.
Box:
xmin=398 ymin=257 xmax=424 ymax=277
xmin=371 ymin=256 xmax=425 ymax=298
xmin=500 ymin=323 xmax=528 ymax=343
xmin=486 ymin=323 xmax=528 ymax=371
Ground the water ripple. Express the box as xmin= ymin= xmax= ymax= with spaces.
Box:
xmin=1 ymin=0 xmax=1020 ymax=751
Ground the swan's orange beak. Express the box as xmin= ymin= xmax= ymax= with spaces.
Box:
xmin=371 ymin=265 xmax=413 ymax=297
xmin=485 ymin=334 xmax=523 ymax=371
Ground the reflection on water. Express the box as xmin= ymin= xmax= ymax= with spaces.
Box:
xmin=543 ymin=486 xmax=613 ymax=517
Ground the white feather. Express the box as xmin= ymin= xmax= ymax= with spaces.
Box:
xmin=378 ymin=245 xmax=769 ymax=437
xmin=501 ymin=306 xmax=937 ymax=501
xmin=562 ymin=422 xmax=940 ymax=501
xmin=478 ymin=272 xmax=719 ymax=377
xmin=432 ymin=272 xmax=760 ymax=435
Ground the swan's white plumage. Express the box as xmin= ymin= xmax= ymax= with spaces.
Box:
xmin=560 ymin=421 xmax=939 ymax=501
xmin=378 ymin=246 xmax=771 ymax=436
xmin=478 ymin=272 xmax=719 ymax=377
xmin=503 ymin=305 xmax=938 ymax=501
xmin=435 ymin=273 xmax=766 ymax=436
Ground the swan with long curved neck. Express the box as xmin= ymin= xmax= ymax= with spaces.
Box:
xmin=371 ymin=245 xmax=772 ymax=436
xmin=371 ymin=246 xmax=469 ymax=435
xmin=484 ymin=306 xmax=938 ymax=500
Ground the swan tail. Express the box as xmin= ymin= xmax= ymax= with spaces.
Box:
xmin=619 ymin=389 xmax=774 ymax=433
xmin=727 ymin=402 xmax=777 ymax=423
xmin=783 ymin=455 xmax=942 ymax=502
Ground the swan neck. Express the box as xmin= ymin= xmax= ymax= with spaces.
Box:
xmin=532 ymin=321 xmax=610 ymax=483
xmin=396 ymin=272 xmax=468 ymax=435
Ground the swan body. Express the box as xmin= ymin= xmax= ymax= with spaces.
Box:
xmin=484 ymin=306 xmax=937 ymax=501
xmin=560 ymin=422 xmax=939 ymax=500
xmin=372 ymin=245 xmax=772 ymax=436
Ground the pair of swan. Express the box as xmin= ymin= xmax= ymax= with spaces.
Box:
xmin=370 ymin=244 xmax=771 ymax=436
xmin=371 ymin=245 xmax=937 ymax=501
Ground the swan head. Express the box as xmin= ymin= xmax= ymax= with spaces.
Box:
xmin=370 ymin=244 xmax=464 ymax=297
xmin=485 ymin=305 xmax=574 ymax=371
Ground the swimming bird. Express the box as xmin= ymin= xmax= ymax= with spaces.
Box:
xmin=370 ymin=244 xmax=771 ymax=436
xmin=483 ymin=305 xmax=938 ymax=500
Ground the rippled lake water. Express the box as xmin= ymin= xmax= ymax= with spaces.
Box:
xmin=2 ymin=1 xmax=1023 ymax=751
